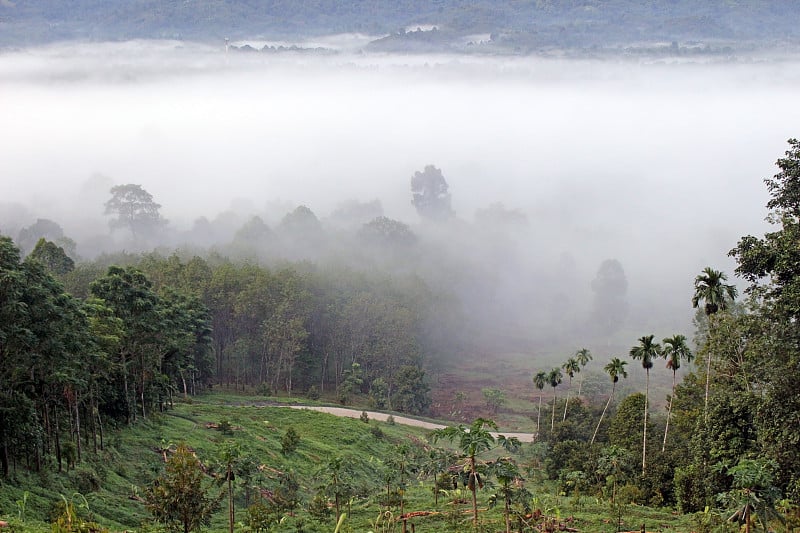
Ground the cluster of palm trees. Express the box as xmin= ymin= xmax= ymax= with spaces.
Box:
xmin=532 ymin=347 xmax=593 ymax=437
xmin=532 ymin=267 xmax=736 ymax=476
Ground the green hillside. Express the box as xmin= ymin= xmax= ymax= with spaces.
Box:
xmin=0 ymin=392 xmax=699 ymax=532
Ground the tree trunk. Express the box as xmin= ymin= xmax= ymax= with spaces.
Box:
xmin=704 ymin=351 xmax=712 ymax=422
xmin=74 ymin=389 xmax=82 ymax=463
xmin=228 ymin=468 xmax=234 ymax=533
xmin=642 ymin=370 xmax=649 ymax=475
xmin=704 ymin=313 xmax=715 ymax=422
xmin=0 ymin=414 xmax=8 ymax=477
xmin=563 ymin=378 xmax=571 ymax=422
xmin=55 ymin=413 xmax=62 ymax=473
xmin=591 ymin=382 xmax=616 ymax=445
xmin=121 ymin=351 xmax=131 ymax=424
xmin=97 ymin=408 xmax=105 ymax=451
xmin=551 ymin=389 xmax=557 ymax=431
xmin=662 ymin=371 xmax=676 ymax=452
xmin=536 ymin=394 xmax=542 ymax=439
xmin=505 ymin=493 xmax=511 ymax=533
xmin=470 ymin=455 xmax=478 ymax=526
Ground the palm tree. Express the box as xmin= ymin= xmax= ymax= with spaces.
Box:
xmin=591 ymin=357 xmax=628 ymax=445
xmin=629 ymin=334 xmax=661 ymax=474
xmin=661 ymin=334 xmax=693 ymax=452
xmin=692 ymin=267 xmax=737 ymax=421
xmin=431 ymin=418 xmax=520 ymax=526
xmin=489 ymin=457 xmax=527 ymax=533
xmin=574 ymin=348 xmax=593 ymax=397
xmin=562 ymin=357 xmax=580 ymax=421
xmin=532 ymin=371 xmax=548 ymax=439
xmin=548 ymin=368 xmax=562 ymax=431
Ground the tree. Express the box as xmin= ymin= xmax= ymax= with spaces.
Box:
xmin=410 ymin=165 xmax=453 ymax=221
xmin=391 ymin=365 xmax=431 ymax=415
xmin=482 ymin=388 xmax=506 ymax=414
xmin=27 ymin=238 xmax=74 ymax=275
xmin=316 ymin=456 xmax=354 ymax=526
xmin=419 ymin=447 xmax=455 ymax=507
xmin=574 ymin=348 xmax=592 ymax=397
xmin=431 ymin=418 xmax=520 ymax=526
xmin=728 ymin=139 xmax=800 ymax=499
xmin=591 ymin=357 xmax=628 ymax=445
xmin=488 ymin=457 xmax=530 ymax=533
xmin=591 ymin=259 xmax=628 ymax=338
xmin=104 ymin=184 xmax=166 ymax=238
xmin=717 ymin=459 xmax=783 ymax=533
xmin=16 ymin=218 xmax=69 ymax=255
xmin=629 ymin=335 xmax=661 ymax=474
xmin=661 ymin=334 xmax=693 ymax=452
xmin=691 ymin=267 xmax=737 ymax=420
xmin=597 ymin=445 xmax=635 ymax=505
xmin=358 ymin=216 xmax=417 ymax=247
xmin=561 ymin=357 xmax=580 ymax=422
xmin=548 ymin=368 xmax=562 ymax=431
xmin=217 ymin=440 xmax=241 ymax=533
xmin=532 ymin=371 xmax=548 ymax=438
xmin=144 ymin=443 xmax=220 ymax=533
xmin=281 ymin=427 xmax=300 ymax=455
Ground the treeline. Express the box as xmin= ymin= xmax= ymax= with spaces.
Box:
xmin=0 ymin=236 xmax=453 ymax=477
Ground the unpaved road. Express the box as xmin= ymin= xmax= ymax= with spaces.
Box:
xmin=288 ymin=405 xmax=537 ymax=443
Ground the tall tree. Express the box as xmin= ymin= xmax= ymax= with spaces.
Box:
xmin=590 ymin=259 xmax=628 ymax=338
xmin=574 ymin=348 xmax=592 ymax=397
xmin=410 ymin=165 xmax=453 ymax=221
xmin=629 ymin=334 xmax=660 ymax=474
xmin=691 ymin=267 xmax=737 ymax=420
xmin=561 ymin=357 xmax=580 ymax=421
xmin=728 ymin=138 xmax=800 ymax=498
xmin=548 ymin=368 xmax=562 ymax=431
xmin=532 ymin=371 xmax=548 ymax=439
xmin=104 ymin=184 xmax=166 ymax=238
xmin=661 ymin=334 xmax=693 ymax=452
xmin=591 ymin=357 xmax=628 ymax=445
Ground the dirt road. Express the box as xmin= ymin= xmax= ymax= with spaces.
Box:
xmin=288 ymin=405 xmax=537 ymax=442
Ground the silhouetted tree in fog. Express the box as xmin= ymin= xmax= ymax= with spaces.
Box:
xmin=591 ymin=258 xmax=628 ymax=338
xmin=104 ymin=184 xmax=165 ymax=238
xmin=411 ymin=165 xmax=453 ymax=221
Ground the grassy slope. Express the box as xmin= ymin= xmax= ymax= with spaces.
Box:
xmin=0 ymin=392 xmax=696 ymax=532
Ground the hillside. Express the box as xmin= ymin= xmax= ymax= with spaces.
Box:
xmin=1 ymin=1 xmax=800 ymax=52
xmin=0 ymin=392 xmax=696 ymax=532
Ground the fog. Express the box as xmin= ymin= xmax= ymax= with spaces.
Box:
xmin=2 ymin=39 xmax=799 ymax=352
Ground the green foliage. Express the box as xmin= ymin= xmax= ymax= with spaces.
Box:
xmin=217 ymin=419 xmax=233 ymax=435
xmin=390 ymin=366 xmax=431 ymax=415
xmin=50 ymin=493 xmax=107 ymax=533
xmin=481 ymin=388 xmax=506 ymax=414
xmin=282 ymin=427 xmax=301 ymax=455
xmin=28 ymin=238 xmax=75 ymax=276
xmin=143 ymin=443 xmax=221 ymax=533
xmin=716 ymin=458 xmax=783 ymax=533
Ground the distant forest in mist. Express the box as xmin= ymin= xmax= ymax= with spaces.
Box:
xmin=2 ymin=0 xmax=800 ymax=52
xmin=0 ymin=168 xmax=646 ymax=366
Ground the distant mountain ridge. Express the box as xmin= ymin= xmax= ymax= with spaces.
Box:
xmin=1 ymin=0 xmax=799 ymax=52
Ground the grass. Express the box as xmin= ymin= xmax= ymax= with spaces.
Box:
xmin=0 ymin=391 xmax=699 ymax=532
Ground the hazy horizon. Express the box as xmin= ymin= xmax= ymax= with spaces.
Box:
xmin=2 ymin=38 xmax=798 ymax=346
